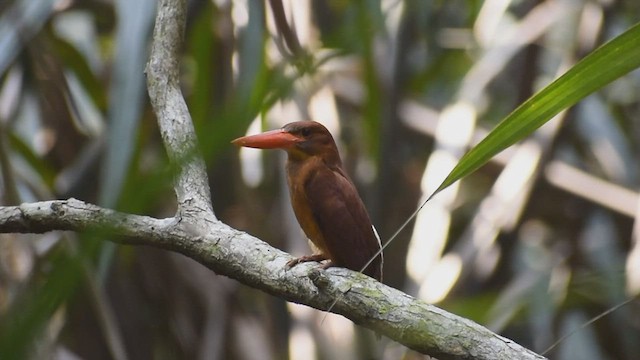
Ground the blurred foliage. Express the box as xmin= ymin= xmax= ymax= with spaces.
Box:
xmin=0 ymin=0 xmax=639 ymax=360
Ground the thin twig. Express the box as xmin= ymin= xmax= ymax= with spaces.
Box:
xmin=542 ymin=297 xmax=637 ymax=356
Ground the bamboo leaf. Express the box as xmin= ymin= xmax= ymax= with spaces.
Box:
xmin=433 ymin=22 xmax=640 ymax=196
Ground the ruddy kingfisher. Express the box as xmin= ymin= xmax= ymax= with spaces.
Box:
xmin=232 ymin=121 xmax=383 ymax=281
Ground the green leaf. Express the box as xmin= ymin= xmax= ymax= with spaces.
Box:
xmin=0 ymin=246 xmax=83 ymax=360
xmin=433 ymin=22 xmax=640 ymax=196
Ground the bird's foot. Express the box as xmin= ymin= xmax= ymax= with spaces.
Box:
xmin=286 ymin=254 xmax=329 ymax=269
xmin=320 ymin=261 xmax=335 ymax=270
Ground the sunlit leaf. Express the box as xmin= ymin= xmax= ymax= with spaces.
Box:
xmin=433 ymin=22 xmax=640 ymax=196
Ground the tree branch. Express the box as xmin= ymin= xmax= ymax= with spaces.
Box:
xmin=0 ymin=199 xmax=545 ymax=360
xmin=145 ymin=0 xmax=214 ymax=219
xmin=0 ymin=0 xmax=547 ymax=359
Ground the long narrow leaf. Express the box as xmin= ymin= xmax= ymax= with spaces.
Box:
xmin=433 ymin=22 xmax=640 ymax=196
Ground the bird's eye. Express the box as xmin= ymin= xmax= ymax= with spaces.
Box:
xmin=300 ymin=128 xmax=311 ymax=137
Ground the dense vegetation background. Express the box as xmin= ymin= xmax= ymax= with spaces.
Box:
xmin=0 ymin=0 xmax=638 ymax=359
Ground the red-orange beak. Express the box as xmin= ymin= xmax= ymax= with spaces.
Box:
xmin=232 ymin=129 xmax=301 ymax=149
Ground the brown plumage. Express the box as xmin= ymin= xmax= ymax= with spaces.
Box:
xmin=232 ymin=121 xmax=383 ymax=281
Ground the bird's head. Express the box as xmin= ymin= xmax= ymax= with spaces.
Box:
xmin=232 ymin=121 xmax=341 ymax=164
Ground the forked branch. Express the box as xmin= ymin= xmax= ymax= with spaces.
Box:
xmin=0 ymin=1 xmax=546 ymax=359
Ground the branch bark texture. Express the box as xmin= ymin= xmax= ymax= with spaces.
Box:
xmin=0 ymin=0 xmax=547 ymax=359
xmin=0 ymin=199 xmax=544 ymax=360
xmin=145 ymin=0 xmax=213 ymax=218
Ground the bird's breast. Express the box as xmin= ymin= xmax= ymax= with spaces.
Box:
xmin=286 ymin=160 xmax=332 ymax=257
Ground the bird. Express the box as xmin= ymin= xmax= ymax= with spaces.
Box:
xmin=232 ymin=121 xmax=383 ymax=281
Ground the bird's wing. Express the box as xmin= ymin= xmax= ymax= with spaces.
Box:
xmin=304 ymin=165 xmax=382 ymax=280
